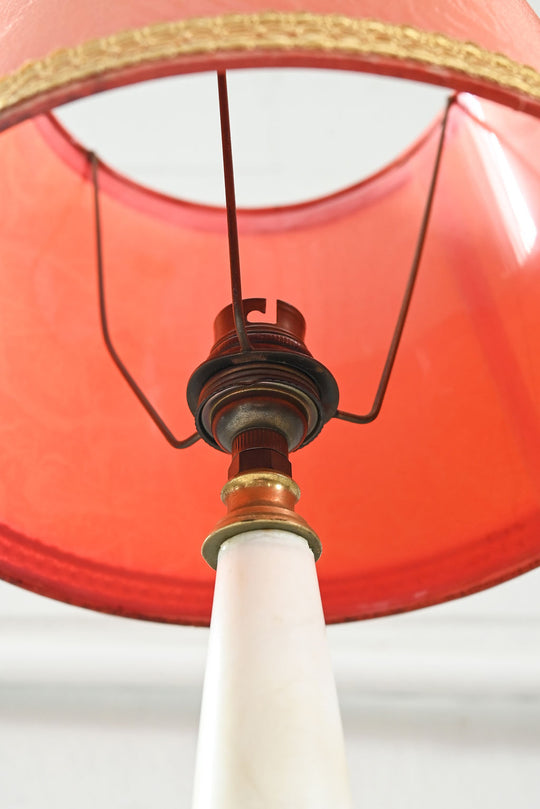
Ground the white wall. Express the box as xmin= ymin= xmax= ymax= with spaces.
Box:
xmin=3 ymin=3 xmax=540 ymax=805
xmin=2 ymin=573 xmax=540 ymax=807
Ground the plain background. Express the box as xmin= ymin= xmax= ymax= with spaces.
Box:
xmin=2 ymin=2 xmax=540 ymax=806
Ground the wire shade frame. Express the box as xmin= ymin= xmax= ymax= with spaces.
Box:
xmin=1 ymin=1 xmax=540 ymax=623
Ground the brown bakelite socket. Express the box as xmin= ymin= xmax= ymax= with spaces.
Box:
xmin=186 ymin=298 xmax=339 ymax=452
xmin=228 ymin=428 xmax=291 ymax=479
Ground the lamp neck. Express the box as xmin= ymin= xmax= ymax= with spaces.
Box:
xmin=202 ymin=427 xmax=321 ymax=569
xmin=228 ymin=428 xmax=291 ymax=479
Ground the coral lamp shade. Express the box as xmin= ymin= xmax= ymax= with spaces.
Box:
xmin=2 ymin=0 xmax=540 ymax=625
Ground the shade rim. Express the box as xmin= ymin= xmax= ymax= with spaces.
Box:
xmin=2 ymin=12 xmax=540 ymax=133
xmin=2 ymin=511 xmax=540 ymax=625
xmin=34 ymin=102 xmax=449 ymax=232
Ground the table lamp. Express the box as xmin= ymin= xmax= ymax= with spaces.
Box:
xmin=2 ymin=1 xmax=540 ymax=806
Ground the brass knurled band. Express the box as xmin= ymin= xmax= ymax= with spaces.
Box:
xmin=1 ymin=13 xmax=540 ymax=117
xmin=203 ymin=471 xmax=321 ymax=568
xmin=221 ymin=471 xmax=300 ymax=503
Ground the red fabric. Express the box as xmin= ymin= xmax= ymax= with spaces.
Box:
xmin=1 ymin=95 xmax=540 ymax=623
xmin=2 ymin=0 xmax=539 ymax=73
xmin=2 ymin=1 xmax=540 ymax=129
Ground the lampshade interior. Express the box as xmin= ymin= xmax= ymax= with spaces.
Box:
xmin=1 ymin=88 xmax=540 ymax=624
xmin=55 ymin=69 xmax=448 ymax=207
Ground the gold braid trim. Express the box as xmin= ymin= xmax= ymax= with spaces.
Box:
xmin=1 ymin=12 xmax=540 ymax=115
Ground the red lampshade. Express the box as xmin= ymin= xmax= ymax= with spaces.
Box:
xmin=1 ymin=1 xmax=540 ymax=625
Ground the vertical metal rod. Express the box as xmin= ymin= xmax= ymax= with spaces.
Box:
xmin=217 ymin=71 xmax=251 ymax=352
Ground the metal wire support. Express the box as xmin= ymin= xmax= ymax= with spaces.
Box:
xmin=90 ymin=153 xmax=200 ymax=449
xmin=334 ymin=95 xmax=455 ymax=425
xmin=217 ymin=71 xmax=252 ymax=352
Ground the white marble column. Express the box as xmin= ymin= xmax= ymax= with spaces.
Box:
xmin=192 ymin=528 xmax=352 ymax=809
